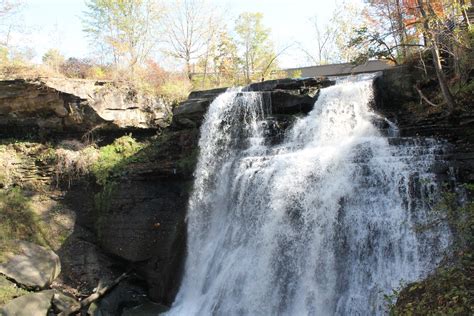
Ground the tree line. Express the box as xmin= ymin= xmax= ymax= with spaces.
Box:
xmin=0 ymin=0 xmax=472 ymax=109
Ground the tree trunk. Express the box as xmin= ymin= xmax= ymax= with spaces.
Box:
xmin=430 ymin=38 xmax=456 ymax=112
xmin=186 ymin=57 xmax=192 ymax=80
xmin=417 ymin=0 xmax=456 ymax=113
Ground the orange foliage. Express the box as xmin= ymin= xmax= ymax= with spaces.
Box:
xmin=402 ymin=0 xmax=445 ymax=28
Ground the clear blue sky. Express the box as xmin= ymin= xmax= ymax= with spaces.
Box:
xmin=13 ymin=0 xmax=361 ymax=68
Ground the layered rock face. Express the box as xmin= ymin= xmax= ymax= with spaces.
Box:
xmin=0 ymin=78 xmax=172 ymax=136
xmin=373 ymin=66 xmax=474 ymax=183
xmin=1 ymin=72 xmax=471 ymax=312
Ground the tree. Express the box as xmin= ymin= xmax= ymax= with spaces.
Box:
xmin=82 ymin=0 xmax=163 ymax=74
xmin=235 ymin=12 xmax=276 ymax=83
xmin=163 ymin=0 xmax=220 ymax=80
xmin=415 ymin=0 xmax=456 ymax=112
xmin=351 ymin=0 xmax=468 ymax=111
xmin=0 ymin=0 xmax=24 ymax=49
xmin=194 ymin=29 xmax=240 ymax=87
xmin=304 ymin=2 xmax=367 ymax=64
xmin=42 ymin=49 xmax=65 ymax=73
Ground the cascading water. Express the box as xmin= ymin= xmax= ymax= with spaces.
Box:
xmin=167 ymin=77 xmax=450 ymax=315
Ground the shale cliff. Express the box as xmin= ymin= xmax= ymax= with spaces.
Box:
xmin=0 ymin=69 xmax=472 ymax=314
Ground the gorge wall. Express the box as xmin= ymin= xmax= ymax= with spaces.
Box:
xmin=0 ymin=67 xmax=472 ymax=314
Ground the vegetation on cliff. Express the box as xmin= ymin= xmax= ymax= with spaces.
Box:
xmin=387 ymin=185 xmax=474 ymax=315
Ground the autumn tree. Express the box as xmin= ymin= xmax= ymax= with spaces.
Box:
xmin=235 ymin=12 xmax=276 ymax=83
xmin=213 ymin=31 xmax=240 ymax=85
xmin=82 ymin=0 xmax=163 ymax=74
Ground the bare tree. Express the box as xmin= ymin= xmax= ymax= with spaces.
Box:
xmin=0 ymin=0 xmax=24 ymax=47
xmin=163 ymin=0 xmax=219 ymax=80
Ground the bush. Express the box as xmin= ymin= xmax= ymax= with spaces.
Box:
xmin=91 ymin=135 xmax=144 ymax=186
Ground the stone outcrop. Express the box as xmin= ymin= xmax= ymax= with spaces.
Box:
xmin=94 ymin=128 xmax=199 ymax=305
xmin=173 ymin=77 xmax=334 ymax=127
xmin=0 ymin=241 xmax=61 ymax=289
xmin=1 ymin=70 xmax=472 ymax=312
xmin=0 ymin=78 xmax=172 ymax=137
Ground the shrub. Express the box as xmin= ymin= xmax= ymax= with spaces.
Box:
xmin=54 ymin=143 xmax=99 ymax=187
xmin=91 ymin=135 xmax=144 ymax=186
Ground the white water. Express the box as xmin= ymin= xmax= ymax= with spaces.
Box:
xmin=167 ymin=78 xmax=449 ymax=315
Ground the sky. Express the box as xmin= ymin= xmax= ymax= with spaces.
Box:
xmin=8 ymin=0 xmax=361 ymax=68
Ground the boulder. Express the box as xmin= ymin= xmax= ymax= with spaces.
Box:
xmin=0 ymin=241 xmax=60 ymax=289
xmin=0 ymin=290 xmax=54 ymax=316
xmin=0 ymin=78 xmax=172 ymax=137
xmin=51 ymin=291 xmax=80 ymax=314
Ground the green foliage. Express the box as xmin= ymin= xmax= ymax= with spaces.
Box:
xmin=91 ymin=135 xmax=144 ymax=186
xmin=42 ymin=48 xmax=65 ymax=72
xmin=349 ymin=26 xmax=398 ymax=64
xmin=390 ymin=185 xmax=474 ymax=315
xmin=0 ymin=188 xmax=49 ymax=262
xmin=82 ymin=0 xmax=162 ymax=71
xmin=159 ymin=76 xmax=192 ymax=105
xmin=287 ymin=69 xmax=302 ymax=79
xmin=235 ymin=12 xmax=277 ymax=83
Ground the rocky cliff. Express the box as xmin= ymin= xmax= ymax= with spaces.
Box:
xmin=0 ymin=78 xmax=172 ymax=137
xmin=0 ymin=71 xmax=472 ymax=314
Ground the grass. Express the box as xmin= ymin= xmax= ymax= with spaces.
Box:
xmin=0 ymin=275 xmax=29 ymax=305
xmin=0 ymin=188 xmax=50 ymax=262
xmin=0 ymin=146 xmax=18 ymax=189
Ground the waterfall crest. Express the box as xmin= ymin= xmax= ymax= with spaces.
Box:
xmin=167 ymin=78 xmax=449 ymax=315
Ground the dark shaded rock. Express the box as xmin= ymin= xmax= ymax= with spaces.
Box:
xmin=246 ymin=77 xmax=333 ymax=92
xmin=95 ymin=129 xmax=199 ymax=304
xmin=86 ymin=280 xmax=150 ymax=316
xmin=122 ymin=301 xmax=170 ymax=315
xmin=268 ymin=90 xmax=319 ymax=114
xmin=172 ymin=77 xmax=335 ymax=127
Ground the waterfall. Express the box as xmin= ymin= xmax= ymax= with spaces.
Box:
xmin=167 ymin=78 xmax=450 ymax=315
